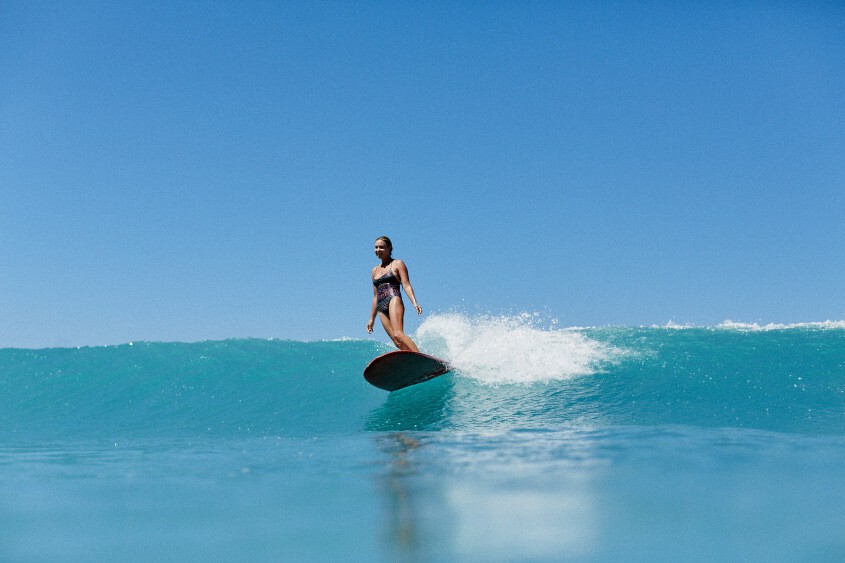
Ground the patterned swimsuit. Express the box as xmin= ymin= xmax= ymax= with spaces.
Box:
xmin=373 ymin=268 xmax=401 ymax=315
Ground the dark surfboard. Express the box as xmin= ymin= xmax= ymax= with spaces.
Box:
xmin=364 ymin=351 xmax=451 ymax=391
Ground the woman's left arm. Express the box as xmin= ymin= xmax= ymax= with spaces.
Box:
xmin=394 ymin=260 xmax=422 ymax=315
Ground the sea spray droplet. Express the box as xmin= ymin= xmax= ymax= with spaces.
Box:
xmin=414 ymin=313 xmax=618 ymax=385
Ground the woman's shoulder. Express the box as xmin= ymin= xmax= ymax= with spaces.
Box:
xmin=393 ymin=260 xmax=412 ymax=278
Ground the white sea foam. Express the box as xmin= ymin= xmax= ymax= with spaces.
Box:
xmin=717 ymin=320 xmax=845 ymax=331
xmin=415 ymin=313 xmax=617 ymax=385
xmin=650 ymin=319 xmax=845 ymax=331
xmin=659 ymin=320 xmax=696 ymax=330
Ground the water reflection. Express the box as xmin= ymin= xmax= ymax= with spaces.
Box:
xmin=375 ymin=433 xmax=424 ymax=557
xmin=373 ymin=429 xmax=602 ymax=560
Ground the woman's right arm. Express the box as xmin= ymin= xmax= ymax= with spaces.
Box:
xmin=367 ymin=276 xmax=377 ymax=333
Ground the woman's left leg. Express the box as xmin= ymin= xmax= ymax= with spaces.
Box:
xmin=388 ymin=298 xmax=419 ymax=353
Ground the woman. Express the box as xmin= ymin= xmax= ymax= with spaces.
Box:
xmin=366 ymin=236 xmax=422 ymax=352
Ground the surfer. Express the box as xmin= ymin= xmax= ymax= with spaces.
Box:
xmin=367 ymin=236 xmax=422 ymax=352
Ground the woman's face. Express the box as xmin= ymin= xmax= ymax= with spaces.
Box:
xmin=374 ymin=239 xmax=391 ymax=260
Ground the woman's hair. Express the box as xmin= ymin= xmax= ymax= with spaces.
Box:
xmin=375 ymin=236 xmax=393 ymax=250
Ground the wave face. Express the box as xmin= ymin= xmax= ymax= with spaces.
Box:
xmin=1 ymin=314 xmax=843 ymax=440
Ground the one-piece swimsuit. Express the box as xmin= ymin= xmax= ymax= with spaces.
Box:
xmin=373 ymin=268 xmax=401 ymax=316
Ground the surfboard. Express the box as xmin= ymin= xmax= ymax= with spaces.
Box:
xmin=364 ymin=351 xmax=451 ymax=391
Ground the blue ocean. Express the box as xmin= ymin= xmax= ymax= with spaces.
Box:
xmin=2 ymin=314 xmax=844 ymax=561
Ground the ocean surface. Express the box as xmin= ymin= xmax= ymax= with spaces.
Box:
xmin=1 ymin=313 xmax=844 ymax=561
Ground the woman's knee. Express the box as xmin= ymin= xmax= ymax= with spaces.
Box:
xmin=392 ymin=330 xmax=407 ymax=342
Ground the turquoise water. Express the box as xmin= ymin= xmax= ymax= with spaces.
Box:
xmin=2 ymin=314 xmax=844 ymax=560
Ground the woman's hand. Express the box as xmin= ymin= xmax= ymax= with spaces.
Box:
xmin=414 ymin=303 xmax=422 ymax=315
xmin=366 ymin=319 xmax=374 ymax=333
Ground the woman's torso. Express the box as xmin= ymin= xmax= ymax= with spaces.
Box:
xmin=373 ymin=262 xmax=401 ymax=299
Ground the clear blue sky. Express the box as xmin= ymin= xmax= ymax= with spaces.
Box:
xmin=1 ymin=1 xmax=842 ymax=347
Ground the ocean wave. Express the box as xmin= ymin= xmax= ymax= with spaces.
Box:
xmin=1 ymin=319 xmax=843 ymax=439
